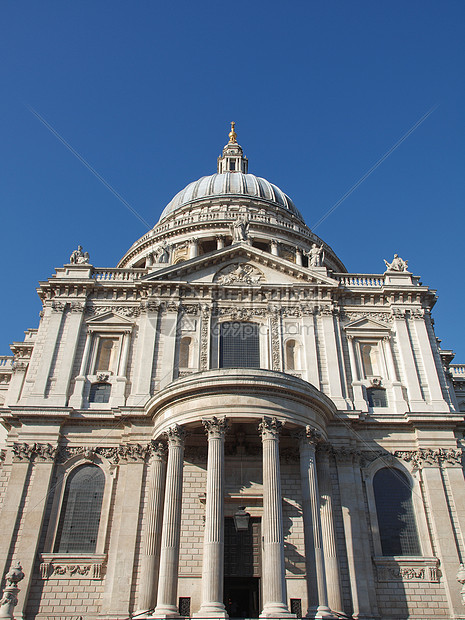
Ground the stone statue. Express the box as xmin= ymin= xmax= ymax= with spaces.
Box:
xmin=231 ymin=215 xmax=249 ymax=243
xmin=384 ymin=254 xmax=408 ymax=272
xmin=69 ymin=245 xmax=90 ymax=265
xmin=306 ymin=243 xmax=324 ymax=267
xmin=153 ymin=240 xmax=169 ymax=263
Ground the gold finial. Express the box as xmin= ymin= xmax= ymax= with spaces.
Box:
xmin=228 ymin=121 xmax=237 ymax=144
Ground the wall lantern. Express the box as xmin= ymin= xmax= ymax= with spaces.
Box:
xmin=233 ymin=506 xmax=250 ymax=532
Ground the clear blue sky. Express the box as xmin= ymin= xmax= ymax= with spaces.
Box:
xmin=1 ymin=1 xmax=464 ymax=359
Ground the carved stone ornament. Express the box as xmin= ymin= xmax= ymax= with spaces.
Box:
xmin=12 ymin=361 xmax=28 ymax=374
xmin=13 ymin=443 xmax=57 ymax=463
xmin=148 ymin=441 xmax=167 ymax=461
xmin=341 ymin=311 xmax=393 ymax=324
xmin=409 ymin=308 xmax=424 ymax=320
xmin=393 ymin=448 xmax=463 ymax=468
xmin=269 ymin=309 xmax=281 ymax=371
xmin=0 ymin=450 xmax=6 ymax=463
xmin=0 ymin=562 xmax=24 ymax=618
xmin=216 ymin=306 xmax=266 ymax=320
xmin=141 ymin=300 xmax=162 ymax=313
xmin=165 ymin=424 xmax=186 ymax=446
xmin=86 ymin=305 xmax=140 ymax=318
xmin=456 ymin=563 xmax=465 ymax=606
xmin=96 ymin=372 xmax=110 ymax=382
xmin=374 ymin=557 xmax=438 ymax=583
xmin=200 ymin=305 xmax=210 ymax=371
xmin=68 ymin=301 xmax=86 ymax=313
xmin=214 ymin=262 xmax=264 ymax=286
xmin=203 ymin=416 xmax=229 ymax=439
xmin=50 ymin=301 xmax=67 ymax=313
xmin=259 ymin=416 xmax=283 ymax=440
xmin=40 ymin=555 xmax=105 ymax=580
xmin=117 ymin=443 xmax=149 ymax=462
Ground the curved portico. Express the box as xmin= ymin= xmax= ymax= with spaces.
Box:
xmin=139 ymin=370 xmax=340 ymax=619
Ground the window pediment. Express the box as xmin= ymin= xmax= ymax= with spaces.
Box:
xmin=344 ymin=316 xmax=391 ymax=338
xmin=86 ymin=311 xmax=134 ymax=327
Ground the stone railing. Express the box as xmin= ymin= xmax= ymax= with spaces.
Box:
xmin=450 ymin=365 xmax=465 ymax=378
xmin=0 ymin=357 xmax=13 ymax=369
xmin=92 ymin=268 xmax=147 ymax=282
xmin=337 ymin=274 xmax=385 ymax=287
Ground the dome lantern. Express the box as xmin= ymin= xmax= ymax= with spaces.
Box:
xmin=217 ymin=121 xmax=248 ymax=174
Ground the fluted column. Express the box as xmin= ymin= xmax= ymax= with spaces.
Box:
xmin=153 ymin=426 xmax=186 ymax=619
xmin=137 ymin=443 xmax=167 ymax=616
xmin=259 ymin=417 xmax=293 ymax=618
xmin=298 ymin=428 xmax=334 ymax=619
xmin=316 ymin=446 xmax=344 ymax=617
xmin=195 ymin=417 xmax=229 ymax=618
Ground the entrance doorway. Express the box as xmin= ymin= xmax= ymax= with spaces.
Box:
xmin=224 ymin=517 xmax=261 ymax=618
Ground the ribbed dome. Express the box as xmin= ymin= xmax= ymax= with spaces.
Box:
xmin=159 ymin=172 xmax=305 ymax=222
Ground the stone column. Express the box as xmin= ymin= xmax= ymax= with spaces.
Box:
xmin=298 ymin=428 xmax=333 ymax=619
xmin=216 ymin=235 xmax=225 ymax=250
xmin=195 ymin=417 xmax=228 ymax=618
xmin=319 ymin=308 xmax=347 ymax=409
xmin=259 ymin=417 xmax=292 ymax=618
xmin=189 ymin=238 xmax=199 ymax=259
xmin=128 ymin=302 xmax=161 ymax=406
xmin=295 ymin=248 xmax=303 ymax=266
xmin=113 ymin=329 xmax=132 ymax=406
xmin=316 ymin=446 xmax=344 ymax=616
xmin=153 ymin=425 xmax=186 ymax=619
xmin=271 ymin=240 xmax=279 ymax=256
xmin=391 ymin=309 xmax=424 ymax=411
xmin=136 ymin=443 xmax=167 ymax=616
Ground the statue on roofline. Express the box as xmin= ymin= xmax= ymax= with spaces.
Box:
xmin=69 ymin=245 xmax=90 ymax=265
xmin=384 ymin=254 xmax=408 ymax=272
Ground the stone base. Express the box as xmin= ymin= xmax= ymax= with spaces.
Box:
xmin=193 ymin=604 xmax=228 ymax=618
xmin=152 ymin=605 xmax=180 ymax=619
xmin=260 ymin=604 xmax=296 ymax=618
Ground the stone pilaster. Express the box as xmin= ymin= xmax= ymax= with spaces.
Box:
xmin=136 ymin=443 xmax=167 ymax=616
xmin=297 ymin=428 xmax=334 ymax=619
xmin=259 ymin=417 xmax=293 ymax=618
xmin=335 ymin=449 xmax=376 ymax=620
xmin=195 ymin=417 xmax=228 ymax=618
xmin=153 ymin=425 xmax=186 ymax=619
xmin=8 ymin=443 xmax=57 ymax=620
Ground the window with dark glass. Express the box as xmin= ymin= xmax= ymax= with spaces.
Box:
xmin=367 ymin=387 xmax=387 ymax=407
xmin=219 ymin=322 xmax=260 ymax=369
xmin=285 ymin=340 xmax=297 ymax=371
xmin=373 ymin=468 xmax=421 ymax=556
xmin=179 ymin=337 xmax=192 ymax=368
xmin=89 ymin=382 xmax=111 ymax=403
xmin=54 ymin=465 xmax=105 ymax=553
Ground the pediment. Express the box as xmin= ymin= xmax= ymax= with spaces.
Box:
xmin=142 ymin=243 xmax=339 ymax=286
xmin=86 ymin=311 xmax=134 ymax=326
xmin=344 ymin=316 xmax=391 ymax=335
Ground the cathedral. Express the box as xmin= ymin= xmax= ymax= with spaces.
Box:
xmin=0 ymin=125 xmax=464 ymax=620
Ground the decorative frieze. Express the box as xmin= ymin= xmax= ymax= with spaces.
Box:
xmin=374 ymin=557 xmax=439 ymax=583
xmin=394 ymin=448 xmax=463 ymax=468
xmin=13 ymin=443 xmax=57 ymax=463
xmin=200 ymin=305 xmax=210 ymax=371
xmin=56 ymin=443 xmax=162 ymax=465
xmin=216 ymin=306 xmax=267 ymax=319
xmin=269 ymin=307 xmax=281 ymax=371
xmin=40 ymin=554 xmax=106 ymax=580
xmin=85 ymin=305 xmax=140 ymax=318
xmin=341 ymin=311 xmax=393 ymax=324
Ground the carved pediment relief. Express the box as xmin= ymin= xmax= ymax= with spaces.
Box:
xmin=213 ymin=262 xmax=265 ymax=285
xmin=344 ymin=316 xmax=392 ymax=337
xmin=85 ymin=309 xmax=136 ymax=325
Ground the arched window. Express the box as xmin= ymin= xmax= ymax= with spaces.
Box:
xmin=54 ymin=465 xmax=105 ymax=553
xmin=89 ymin=382 xmax=111 ymax=403
xmin=373 ymin=468 xmax=421 ymax=556
xmin=179 ymin=337 xmax=192 ymax=368
xmin=285 ymin=340 xmax=298 ymax=371
xmin=219 ymin=322 xmax=260 ymax=369
xmin=367 ymin=387 xmax=387 ymax=407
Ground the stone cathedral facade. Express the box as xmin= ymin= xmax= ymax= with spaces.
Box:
xmin=0 ymin=126 xmax=465 ymax=620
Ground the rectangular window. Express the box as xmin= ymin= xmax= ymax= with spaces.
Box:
xmin=290 ymin=599 xmax=302 ymax=618
xmin=219 ymin=322 xmax=260 ymax=369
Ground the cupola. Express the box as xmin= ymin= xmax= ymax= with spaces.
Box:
xmin=217 ymin=122 xmax=248 ymax=174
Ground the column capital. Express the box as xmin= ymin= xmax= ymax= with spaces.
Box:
xmin=293 ymin=425 xmax=323 ymax=447
xmin=202 ymin=416 xmax=229 ymax=439
xmin=259 ymin=416 xmax=283 ymax=440
xmin=148 ymin=440 xmax=167 ymax=462
xmin=164 ymin=424 xmax=186 ymax=447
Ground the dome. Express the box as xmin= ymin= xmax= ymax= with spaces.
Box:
xmin=158 ymin=172 xmax=305 ymax=223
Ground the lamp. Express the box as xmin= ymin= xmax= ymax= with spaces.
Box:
xmin=233 ymin=506 xmax=250 ymax=531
